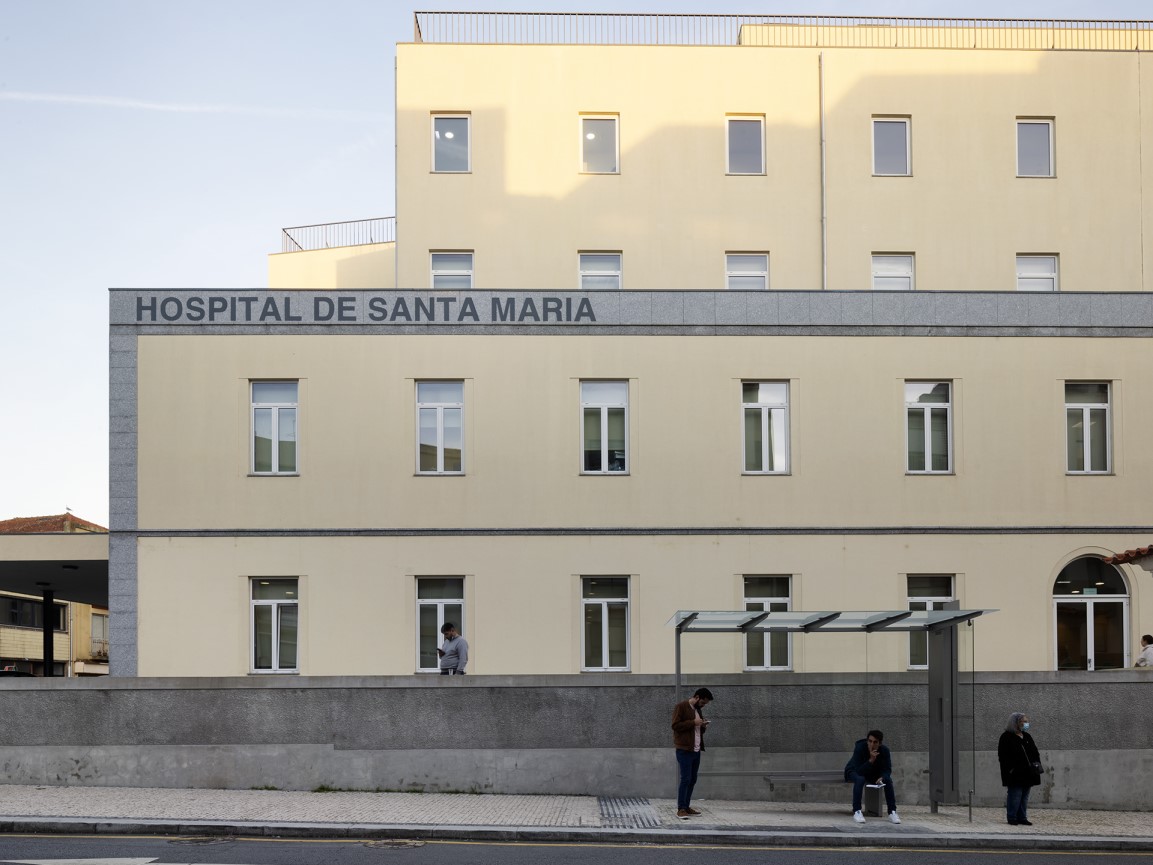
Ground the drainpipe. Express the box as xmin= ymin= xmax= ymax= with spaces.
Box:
xmin=819 ymin=52 xmax=828 ymax=291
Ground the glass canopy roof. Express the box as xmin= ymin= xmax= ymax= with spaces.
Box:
xmin=666 ymin=609 xmax=993 ymax=633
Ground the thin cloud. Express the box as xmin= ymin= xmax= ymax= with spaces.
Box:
xmin=0 ymin=90 xmax=384 ymax=122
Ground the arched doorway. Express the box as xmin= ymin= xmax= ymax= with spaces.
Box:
xmin=1053 ymin=557 xmax=1129 ymax=670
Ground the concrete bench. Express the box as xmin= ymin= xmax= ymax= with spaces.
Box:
xmin=698 ymin=768 xmax=883 ymax=816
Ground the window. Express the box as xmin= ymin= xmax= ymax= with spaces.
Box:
xmin=3 ymin=596 xmax=67 ymax=631
xmin=417 ymin=381 xmax=464 ymax=474
xmin=872 ymin=254 xmax=914 ymax=291
xmin=91 ymin=612 xmax=109 ymax=658
xmin=581 ymin=116 xmax=618 ymax=173
xmin=582 ymin=577 xmax=629 ymax=671
xmin=251 ymin=578 xmax=298 ymax=673
xmin=579 ymin=253 xmax=622 ymax=291
xmin=1054 ymin=558 xmax=1128 ymax=670
xmin=581 ymin=381 xmax=628 ymax=473
xmin=431 ymin=252 xmax=473 ymax=289
xmin=1065 ymin=382 xmax=1110 ymax=473
xmin=726 ymin=254 xmax=769 ymax=291
xmin=727 ymin=116 xmax=764 ymax=174
xmin=742 ymin=381 xmax=789 ymax=474
xmin=417 ymin=577 xmax=464 ymax=672
xmin=906 ymin=381 xmax=952 ymax=473
xmin=1016 ymin=255 xmax=1058 ymax=291
xmin=744 ymin=576 xmax=791 ymax=670
xmin=907 ymin=575 xmax=954 ymax=669
xmin=251 ymin=381 xmax=298 ymax=475
xmin=432 ymin=114 xmax=470 ymax=172
xmin=1017 ymin=119 xmax=1054 ymax=177
xmin=873 ymin=117 xmax=910 ymax=176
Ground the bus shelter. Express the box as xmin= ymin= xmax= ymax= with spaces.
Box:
xmin=667 ymin=607 xmax=995 ymax=812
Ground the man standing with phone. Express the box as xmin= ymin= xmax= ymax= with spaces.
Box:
xmin=671 ymin=687 xmax=713 ymax=820
xmin=437 ymin=622 xmax=468 ymax=675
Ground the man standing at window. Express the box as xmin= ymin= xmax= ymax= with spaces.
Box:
xmin=671 ymin=687 xmax=713 ymax=820
xmin=844 ymin=729 xmax=900 ymax=824
xmin=437 ymin=622 xmax=469 ymax=675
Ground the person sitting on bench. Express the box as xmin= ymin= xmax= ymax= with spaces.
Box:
xmin=844 ymin=729 xmax=900 ymax=824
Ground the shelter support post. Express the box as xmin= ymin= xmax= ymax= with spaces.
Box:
xmin=927 ymin=601 xmax=960 ymax=812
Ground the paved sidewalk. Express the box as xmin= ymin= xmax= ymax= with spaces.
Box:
xmin=0 ymin=785 xmax=1150 ymax=850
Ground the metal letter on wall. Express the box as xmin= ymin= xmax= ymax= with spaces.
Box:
xmin=926 ymin=600 xmax=959 ymax=811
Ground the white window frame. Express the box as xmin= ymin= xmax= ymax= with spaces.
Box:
xmin=250 ymin=578 xmax=299 ymax=674
xmin=872 ymin=254 xmax=915 ymax=291
xmin=905 ymin=381 xmax=953 ymax=474
xmin=1016 ymin=254 xmax=1059 ymax=292
xmin=416 ymin=577 xmax=465 ymax=673
xmin=741 ymin=381 xmax=789 ymax=474
xmin=581 ymin=576 xmax=630 ymax=672
xmin=1065 ymin=381 xmax=1111 ymax=474
xmin=416 ymin=381 xmax=465 ymax=475
xmin=580 ymin=380 xmax=629 ymax=474
xmin=430 ymin=251 xmax=473 ymax=290
xmin=580 ymin=115 xmax=619 ymax=174
xmin=907 ymin=574 xmax=955 ymax=670
xmin=579 ymin=252 xmax=622 ymax=291
xmin=744 ymin=575 xmax=792 ymax=671
xmin=431 ymin=113 xmax=471 ymax=173
xmin=1017 ymin=118 xmax=1054 ymax=178
xmin=251 ymin=381 xmax=299 ymax=476
xmin=726 ymin=116 xmax=765 ymax=175
xmin=726 ymin=253 xmax=769 ymax=291
xmin=872 ymin=116 xmax=911 ymax=176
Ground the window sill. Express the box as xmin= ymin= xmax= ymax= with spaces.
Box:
xmin=905 ymin=471 xmax=954 ymax=476
xmin=247 ymin=473 xmax=301 ymax=478
xmin=581 ymin=668 xmax=631 ymax=673
xmin=430 ymin=170 xmax=472 ymax=175
xmin=741 ymin=471 xmax=791 ymax=476
xmin=249 ymin=670 xmax=299 ymax=675
xmin=415 ymin=472 xmax=466 ymax=477
xmin=725 ymin=171 xmax=766 ymax=177
xmin=580 ymin=472 xmax=631 ymax=477
xmin=1065 ymin=472 xmax=1114 ymax=476
xmin=872 ymin=172 xmax=912 ymax=177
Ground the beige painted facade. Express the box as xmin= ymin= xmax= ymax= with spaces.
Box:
xmin=130 ymin=331 xmax=1153 ymax=676
xmin=393 ymin=39 xmax=1153 ymax=293
xmin=117 ymin=17 xmax=1153 ymax=678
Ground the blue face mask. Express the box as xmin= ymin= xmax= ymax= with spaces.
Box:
xmin=1021 ymin=722 xmax=1031 ymax=732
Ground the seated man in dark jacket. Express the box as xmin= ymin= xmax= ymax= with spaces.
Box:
xmin=844 ymin=729 xmax=900 ymax=824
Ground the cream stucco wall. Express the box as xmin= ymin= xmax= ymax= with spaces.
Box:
xmin=395 ymin=42 xmax=1150 ymax=293
xmin=138 ymin=333 xmax=1153 ymax=531
xmin=268 ymin=243 xmax=395 ymax=290
xmin=135 ymin=533 xmax=1151 ymax=677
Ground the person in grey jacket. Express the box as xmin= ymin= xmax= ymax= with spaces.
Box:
xmin=437 ymin=622 xmax=469 ymax=675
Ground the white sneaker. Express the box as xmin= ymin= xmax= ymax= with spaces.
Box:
xmin=889 ymin=811 xmax=901 ymax=824
xmin=853 ymin=810 xmax=866 ymax=823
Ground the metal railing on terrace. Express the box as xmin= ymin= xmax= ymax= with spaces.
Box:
xmin=281 ymin=217 xmax=395 ymax=253
xmin=413 ymin=12 xmax=1153 ymax=50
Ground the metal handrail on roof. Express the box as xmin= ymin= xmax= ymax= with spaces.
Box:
xmin=280 ymin=217 xmax=395 ymax=253
xmin=413 ymin=12 xmax=1153 ymax=50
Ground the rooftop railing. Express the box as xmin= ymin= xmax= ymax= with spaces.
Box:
xmin=281 ymin=217 xmax=395 ymax=253
xmin=412 ymin=12 xmax=1153 ymax=50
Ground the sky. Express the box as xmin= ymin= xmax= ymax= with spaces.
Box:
xmin=1 ymin=1 xmax=1149 ymax=528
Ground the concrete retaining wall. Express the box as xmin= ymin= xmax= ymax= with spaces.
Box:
xmin=1 ymin=672 xmax=1150 ymax=809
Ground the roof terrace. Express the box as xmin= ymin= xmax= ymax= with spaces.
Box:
xmin=412 ymin=11 xmax=1153 ymax=50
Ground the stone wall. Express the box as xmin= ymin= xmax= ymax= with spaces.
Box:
xmin=1 ymin=671 xmax=1149 ymax=809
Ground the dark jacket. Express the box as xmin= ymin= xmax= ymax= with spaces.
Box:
xmin=671 ymin=699 xmax=706 ymax=752
xmin=998 ymin=730 xmax=1041 ymax=787
xmin=844 ymin=738 xmax=892 ymax=782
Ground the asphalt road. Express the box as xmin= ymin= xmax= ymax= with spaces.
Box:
xmin=1 ymin=836 xmax=1152 ymax=865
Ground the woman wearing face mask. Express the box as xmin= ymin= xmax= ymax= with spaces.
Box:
xmin=997 ymin=712 xmax=1041 ymax=825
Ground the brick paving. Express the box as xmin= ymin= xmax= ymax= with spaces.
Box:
xmin=0 ymin=785 xmax=1148 ymax=839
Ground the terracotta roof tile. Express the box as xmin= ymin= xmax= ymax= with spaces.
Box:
xmin=1103 ymin=545 xmax=1153 ymax=565
xmin=0 ymin=513 xmax=108 ymax=534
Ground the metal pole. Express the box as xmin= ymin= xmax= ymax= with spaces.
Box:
xmin=41 ymin=587 xmax=55 ymax=676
